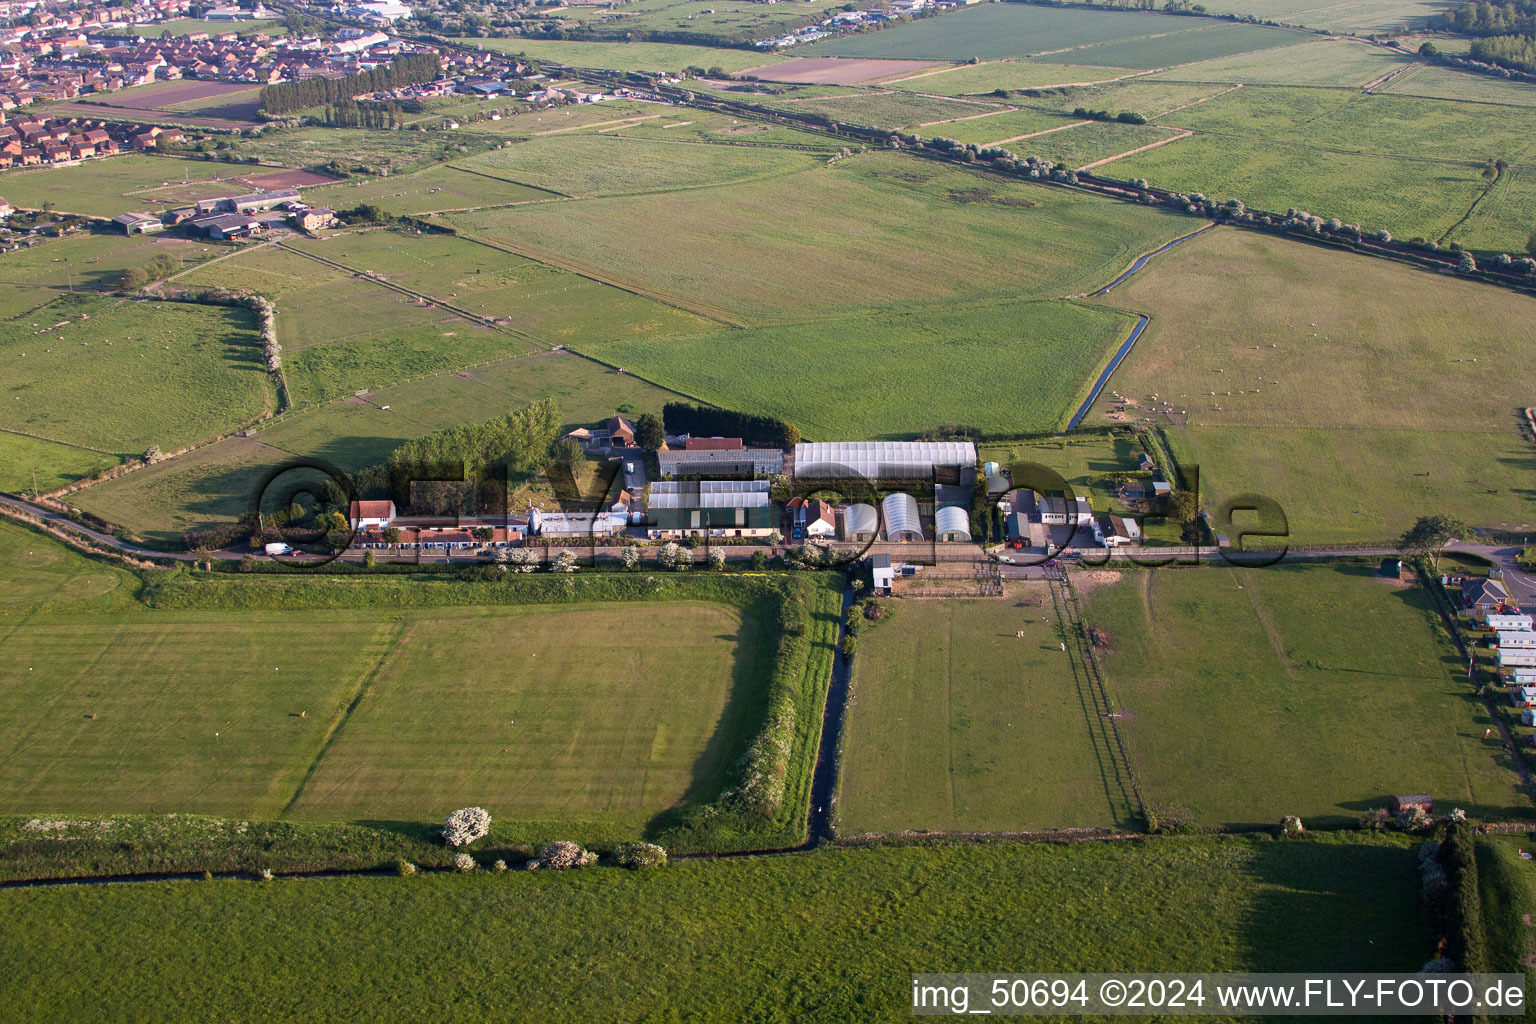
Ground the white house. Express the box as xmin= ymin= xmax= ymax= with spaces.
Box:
xmin=348 ymin=499 xmax=396 ymax=530
xmin=870 ymin=553 xmax=894 ymax=593
xmin=1498 ymin=631 xmax=1536 ymax=649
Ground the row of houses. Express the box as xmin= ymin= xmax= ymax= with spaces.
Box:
xmin=0 ymin=117 xmax=182 ymax=169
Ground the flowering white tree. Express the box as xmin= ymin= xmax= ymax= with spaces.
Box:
xmin=533 ymin=841 xmax=597 ymax=870
xmin=708 ymin=547 xmax=727 ymax=571
xmin=621 ymin=545 xmax=642 ymax=571
xmin=552 ymin=550 xmax=578 ymax=573
xmin=443 ymin=806 xmax=491 ymax=847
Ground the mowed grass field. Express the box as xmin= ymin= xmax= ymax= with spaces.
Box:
xmin=0 ymin=232 xmax=220 ymax=320
xmin=889 ymin=60 xmax=1141 ymax=95
xmin=802 ymin=3 xmax=1309 ymax=64
xmin=453 ymin=134 xmax=825 ymax=198
xmin=451 ymin=152 xmax=1189 ymax=322
xmin=0 ymin=155 xmax=276 ymax=218
xmin=1 ymin=295 xmax=272 ymax=454
xmin=454 ymin=36 xmax=790 ymax=73
xmin=305 ymin=163 xmax=560 ymax=214
xmin=1086 ymin=564 xmax=1531 ymax=827
xmin=839 ymin=589 xmax=1139 ymax=833
xmin=0 ymin=431 xmax=120 ymax=494
xmin=1 ymin=837 xmax=1435 ymax=1022
xmin=284 ymin=603 xmax=762 ymax=830
xmin=584 ymin=299 xmax=1135 ymax=439
xmin=1143 ymin=37 xmax=1411 ymax=86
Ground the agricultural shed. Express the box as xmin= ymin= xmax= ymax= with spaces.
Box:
xmin=794 ymin=441 xmax=976 ymax=481
xmin=844 ymin=503 xmax=878 ymax=542
xmin=882 ymin=492 xmax=924 ymax=542
xmin=934 ymin=505 xmax=971 ymax=542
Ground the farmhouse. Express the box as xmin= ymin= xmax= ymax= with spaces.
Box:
xmin=348 ymin=499 xmax=396 ymax=530
xmin=1096 ymin=513 xmax=1141 ymax=547
xmin=785 ymin=496 xmax=836 ymax=539
xmin=291 ymin=206 xmax=336 ymax=231
xmin=647 ymin=480 xmax=776 ymax=538
xmin=112 ymin=211 xmax=162 ymax=234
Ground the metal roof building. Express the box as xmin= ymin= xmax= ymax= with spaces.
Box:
xmin=934 ymin=505 xmax=971 ymax=542
xmin=882 ymin=492 xmax=923 ymax=542
xmin=794 ymin=441 xmax=976 ymax=480
xmin=648 ymin=480 xmax=771 ymax=509
xmin=656 ymin=447 xmax=784 ymax=479
xmin=843 ymin=503 xmax=878 ymax=541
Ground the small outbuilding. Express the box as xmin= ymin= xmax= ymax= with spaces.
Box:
xmin=869 ymin=553 xmax=893 ymax=593
xmin=934 ymin=505 xmax=971 ymax=543
xmin=881 ymin=492 xmax=923 ymax=542
xmin=1390 ymin=794 xmax=1433 ymax=815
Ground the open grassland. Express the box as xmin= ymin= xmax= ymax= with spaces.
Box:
xmin=1105 ymin=133 xmax=1488 ymax=241
xmin=453 ymin=134 xmax=824 ymax=197
xmin=0 ymin=295 xmax=271 ymax=454
xmin=283 ymin=229 xmax=710 ymax=342
xmin=305 ymin=163 xmax=560 ymax=214
xmin=0 ymin=518 xmax=132 ymax=612
xmin=922 ymin=107 xmax=1069 ymax=146
xmin=557 ymin=0 xmax=852 ymax=44
xmin=173 ymin=244 xmax=540 ymax=404
xmin=1087 ymin=564 xmax=1531 ymax=827
xmin=890 ymin=60 xmax=1141 ymax=95
xmin=595 ymin=109 xmax=842 ymax=149
xmin=1447 ymin=164 xmax=1536 ymax=253
xmin=0 ymin=155 xmax=272 ymax=218
xmin=127 ymin=16 xmax=283 ymax=35
xmin=0 ymin=232 xmax=220 ymax=320
xmin=839 ymin=590 xmax=1139 ymax=833
xmin=284 ymin=603 xmax=761 ymax=830
xmin=1478 ymin=833 xmax=1536 ymax=1002
xmin=0 ymin=837 xmax=1434 ymax=1021
xmin=1376 ymin=63 xmax=1536 ymax=107
xmin=0 ymin=431 xmax=121 ymax=494
xmin=1029 ymin=22 xmax=1314 ymax=69
xmin=762 ymin=89 xmax=1004 ymax=130
xmin=230 ymin=126 xmax=494 ymax=175
xmin=449 ymin=153 xmax=1189 ymax=322
xmin=1175 ymin=425 xmax=1536 ymax=542
xmin=1145 ymin=37 xmax=1410 ymax=85
xmin=452 ymin=36 xmax=789 ymax=72
xmin=804 ymin=3 xmax=1303 ymax=62
xmin=429 ymin=98 xmax=666 ymax=135
xmin=583 ymin=299 xmax=1134 ymax=439
xmin=1047 ymin=78 xmax=1238 ymax=117
xmin=1195 ymin=0 xmax=1443 ymax=32
xmin=1022 ymin=121 xmax=1186 ymax=168
xmin=1087 ymin=228 xmax=1536 ymax=434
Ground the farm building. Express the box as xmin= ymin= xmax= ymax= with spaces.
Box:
xmin=882 ymin=492 xmax=924 ymax=542
xmin=844 ymin=503 xmax=878 ymax=542
xmin=647 ymin=480 xmax=776 ymax=538
xmin=609 ymin=415 xmax=637 ymax=448
xmin=793 ymin=440 xmax=976 ymax=482
xmin=228 ymin=189 xmax=301 ymax=213
xmin=348 ymin=499 xmax=396 ymax=530
xmin=934 ymin=505 xmax=971 ymax=542
xmin=189 ymin=213 xmax=262 ymax=239
xmin=112 ymin=211 xmax=162 ymax=234
xmin=656 ymin=445 xmax=783 ymax=479
xmin=531 ymin=510 xmax=626 ymax=538
xmin=870 ymin=553 xmax=894 ymax=593
xmin=1488 ymin=612 xmax=1534 ymax=632
xmin=1040 ymin=495 xmax=1093 ymax=526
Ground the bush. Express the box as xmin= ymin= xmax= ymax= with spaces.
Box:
xmin=1359 ymin=807 xmax=1392 ymax=832
xmin=708 ymin=547 xmax=727 ymax=571
xmin=1395 ymin=806 xmax=1432 ymax=831
xmin=442 ymin=806 xmax=491 ymax=847
xmin=451 ymin=852 xmax=476 ymax=873
xmin=533 ymin=841 xmax=596 ymax=870
xmin=621 ymin=546 xmax=642 ymax=571
xmin=1277 ymin=815 xmax=1304 ymax=837
xmin=395 ymin=858 xmax=417 ymax=876
xmin=751 ymin=550 xmax=768 ymax=570
xmin=613 ymin=842 xmax=668 ymax=869
xmin=256 ymin=867 xmax=274 ymax=881
xmin=492 ymin=859 xmax=508 ymax=872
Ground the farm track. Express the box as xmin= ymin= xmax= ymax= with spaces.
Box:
xmin=1437 ymin=162 xmax=1505 ymax=247
xmin=1077 ymin=129 xmax=1193 ymax=171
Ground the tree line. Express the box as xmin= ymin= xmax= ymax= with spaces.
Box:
xmin=1470 ymin=33 xmax=1536 ymax=71
xmin=320 ymin=99 xmax=408 ymax=129
xmin=258 ymin=53 xmax=441 ymax=116
xmin=661 ymin=402 xmax=800 ymax=450
xmin=1438 ymin=0 xmax=1536 ymax=36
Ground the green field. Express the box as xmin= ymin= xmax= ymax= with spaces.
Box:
xmin=0 ymin=836 xmax=1435 ymax=1021
xmin=802 ymin=4 xmax=1312 ymax=65
xmin=839 ymin=590 xmax=1138 ymax=833
xmin=0 ymin=155 xmax=272 ymax=218
xmin=305 ymin=163 xmax=560 ymax=214
xmin=583 ymin=299 xmax=1134 ymax=439
xmin=594 ymin=109 xmax=843 ymax=149
xmin=453 ymin=133 xmax=824 ymax=198
xmin=1447 ymin=164 xmax=1536 ymax=253
xmin=551 ymin=0 xmax=851 ymax=43
xmin=1022 ymin=121 xmax=1186 ymax=168
xmin=128 ymin=17 xmax=284 ymax=36
xmin=1 ymin=295 xmax=271 ymax=454
xmin=230 ymin=126 xmax=497 ymax=175
xmin=890 ymin=60 xmax=1141 ymax=95
xmin=1376 ymin=63 xmax=1536 ymax=107
xmin=1144 ymin=37 xmax=1410 ymax=86
xmin=1086 ymin=563 xmax=1531 ymax=827
xmin=0 ymin=232 xmax=220 ymax=319
xmin=453 ymin=36 xmax=790 ymax=72
xmin=0 ymin=431 xmax=121 ymax=494
xmin=1195 ymin=0 xmax=1444 ymax=33
xmin=763 ymin=89 xmax=1005 ymax=131
xmin=450 ymin=152 xmax=1189 ymax=322
xmin=921 ymin=108 xmax=1069 ymax=146
xmin=1478 ymin=832 xmax=1536 ymax=1010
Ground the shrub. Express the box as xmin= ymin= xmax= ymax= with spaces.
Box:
xmin=533 ymin=841 xmax=596 ymax=870
xmin=1359 ymin=807 xmax=1392 ymax=832
xmin=1396 ymin=805 xmax=1432 ymax=831
xmin=751 ymin=550 xmax=768 ymax=571
xmin=452 ymin=852 xmax=476 ymax=873
xmin=613 ymin=842 xmax=667 ymax=869
xmin=442 ymin=806 xmax=491 ymax=847
xmin=257 ymin=867 xmax=274 ymax=881
xmin=552 ymin=550 xmax=578 ymax=573
xmin=492 ymin=859 xmax=508 ymax=872
xmin=396 ymin=859 xmax=417 ymax=876
xmin=1277 ymin=815 xmax=1304 ymax=837
xmin=708 ymin=547 xmax=727 ymax=571
xmin=621 ymin=546 xmax=642 ymax=571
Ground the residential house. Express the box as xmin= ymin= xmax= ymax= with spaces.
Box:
xmin=291 ymin=206 xmax=335 ymax=231
xmin=348 ymin=499 xmax=396 ymax=529
xmin=1464 ymin=577 xmax=1510 ymax=615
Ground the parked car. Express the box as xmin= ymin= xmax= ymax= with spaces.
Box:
xmin=993 ymin=554 xmax=1015 ymax=564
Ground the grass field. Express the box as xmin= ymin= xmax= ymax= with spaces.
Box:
xmin=1029 ymin=22 xmax=1315 ymax=69
xmin=1144 ymin=37 xmax=1410 ymax=86
xmin=1195 ymin=0 xmax=1444 ymax=33
xmin=453 ymin=134 xmax=825 ymax=198
xmin=453 ymin=36 xmax=790 ymax=72
xmin=127 ymin=17 xmax=283 ymax=36
xmin=1477 ymin=832 xmax=1536 ymax=1012
xmin=0 ymin=232 xmax=219 ymax=319
xmin=0 ymin=431 xmax=121 ymax=494
xmin=889 ymin=60 xmax=1141 ymax=95
xmin=0 ymin=517 xmax=132 ymax=612
xmin=0 ymin=295 xmax=271 ymax=454
xmin=0 ymin=836 xmax=1435 ymax=1021
xmin=762 ymin=89 xmax=1005 ymax=131
xmin=839 ymin=589 xmax=1138 ymax=832
xmin=1447 ymin=164 xmax=1536 ymax=253
xmin=450 ymin=152 xmax=1188 ymax=322
xmin=555 ymin=0 xmax=853 ymax=44
xmin=595 ymin=109 xmax=843 ymax=150
xmin=582 ymin=299 xmax=1135 ymax=438
xmin=230 ymin=126 xmax=496 ymax=175
xmin=804 ymin=3 xmax=1303 ymax=62
xmin=0 ymin=155 xmax=275 ymax=218
xmin=1023 ymin=121 xmax=1186 ymax=168
xmin=1376 ymin=63 xmax=1536 ymax=107
xmin=304 ymin=163 xmax=560 ymax=214
xmin=1085 ymin=563 xmax=1531 ymax=827
xmin=922 ymin=108 xmax=1069 ymax=146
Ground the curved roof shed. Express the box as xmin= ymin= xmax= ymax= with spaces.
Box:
xmin=882 ymin=492 xmax=924 ymax=542
xmin=844 ymin=503 xmax=878 ymax=541
xmin=934 ymin=505 xmax=971 ymax=542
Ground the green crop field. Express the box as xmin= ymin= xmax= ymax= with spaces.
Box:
xmin=304 ymin=163 xmax=560 ymax=214
xmin=450 ymin=152 xmax=1189 ymax=322
xmin=554 ymin=0 xmax=852 ymax=45
xmin=453 ymin=134 xmax=824 ymax=198
xmin=839 ymin=590 xmax=1139 ymax=833
xmin=889 ymin=60 xmax=1141 ymax=95
xmin=0 ymin=155 xmax=273 ymax=218
xmin=1192 ymin=0 xmax=1443 ymax=33
xmin=583 ymin=299 xmax=1134 ymax=439
xmin=1144 ymin=38 xmax=1410 ymax=86
xmin=0 ymin=295 xmax=272 ymax=454
xmin=454 ymin=36 xmax=790 ymax=72
xmin=762 ymin=89 xmax=1005 ymax=131
xmin=283 ymin=602 xmax=761 ymax=830
xmin=1085 ymin=563 xmax=1531 ymax=827
xmin=803 ymin=4 xmax=1312 ymax=65
xmin=0 ymin=836 xmax=1435 ymax=1021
